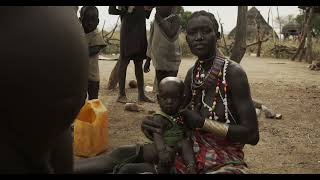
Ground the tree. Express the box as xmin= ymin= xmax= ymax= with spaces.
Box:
xmin=216 ymin=11 xmax=231 ymax=56
xmin=292 ymin=7 xmax=315 ymax=62
xmin=177 ymin=6 xmax=192 ymax=32
xmin=296 ymin=12 xmax=320 ymax=38
xmin=230 ymin=6 xmax=248 ymax=63
xmin=306 ymin=8 xmax=315 ymax=63
xmin=176 ymin=6 xmax=184 ymax=15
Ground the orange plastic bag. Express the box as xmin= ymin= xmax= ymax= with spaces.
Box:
xmin=73 ymin=99 xmax=108 ymax=157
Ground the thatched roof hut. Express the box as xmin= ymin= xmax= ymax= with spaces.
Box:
xmin=281 ymin=22 xmax=302 ymax=37
xmin=228 ymin=7 xmax=278 ymax=42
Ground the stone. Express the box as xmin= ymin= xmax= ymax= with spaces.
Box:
xmin=262 ymin=105 xmax=276 ymax=119
xmin=256 ymin=108 xmax=262 ymax=118
xmin=312 ymin=60 xmax=320 ymax=67
xmin=128 ymin=80 xmax=138 ymax=88
xmin=253 ymin=99 xmax=263 ymax=109
xmin=310 ymin=65 xmax=316 ymax=70
xmin=145 ymin=86 xmax=153 ymax=92
xmin=124 ymin=103 xmax=140 ymax=112
xmin=275 ymin=113 xmax=283 ymax=119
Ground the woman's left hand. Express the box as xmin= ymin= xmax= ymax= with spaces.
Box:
xmin=141 ymin=116 xmax=163 ymax=140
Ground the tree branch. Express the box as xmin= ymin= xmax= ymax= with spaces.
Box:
xmin=101 ymin=16 xmax=120 ymax=45
xmin=246 ymin=38 xmax=269 ymax=48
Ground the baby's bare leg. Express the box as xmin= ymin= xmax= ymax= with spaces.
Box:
xmin=179 ymin=139 xmax=197 ymax=174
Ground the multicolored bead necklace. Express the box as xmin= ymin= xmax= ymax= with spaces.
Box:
xmin=171 ymin=115 xmax=184 ymax=126
xmin=155 ymin=111 xmax=184 ymax=126
xmin=191 ymin=56 xmax=230 ymax=124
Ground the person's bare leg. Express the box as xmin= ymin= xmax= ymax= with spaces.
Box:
xmin=117 ymin=163 xmax=156 ymax=174
xmin=74 ymin=145 xmax=141 ymax=174
xmin=167 ymin=70 xmax=178 ymax=78
xmin=142 ymin=143 xmax=158 ymax=163
xmin=88 ymin=81 xmax=99 ymax=100
xmin=155 ymin=70 xmax=178 ymax=90
xmin=180 ymin=139 xmax=196 ymax=174
xmin=117 ymin=56 xmax=130 ymax=103
xmin=133 ymin=60 xmax=154 ymax=103
xmin=142 ymin=143 xmax=172 ymax=174
xmin=116 ymin=143 xmax=162 ymax=174
xmin=155 ymin=70 xmax=170 ymax=89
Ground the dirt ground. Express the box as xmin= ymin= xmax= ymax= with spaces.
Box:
xmin=96 ymin=55 xmax=320 ymax=174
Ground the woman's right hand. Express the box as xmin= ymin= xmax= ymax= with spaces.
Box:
xmin=180 ymin=108 xmax=205 ymax=129
xmin=141 ymin=116 xmax=162 ymax=140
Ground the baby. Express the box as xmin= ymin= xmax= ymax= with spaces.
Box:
xmin=118 ymin=77 xmax=196 ymax=174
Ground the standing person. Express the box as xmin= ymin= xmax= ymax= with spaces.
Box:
xmin=109 ymin=6 xmax=154 ymax=103
xmin=144 ymin=6 xmax=182 ymax=88
xmin=0 ymin=6 xmax=88 ymax=173
xmin=80 ymin=6 xmax=106 ymax=100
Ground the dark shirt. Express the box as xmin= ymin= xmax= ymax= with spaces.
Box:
xmin=109 ymin=6 xmax=152 ymax=59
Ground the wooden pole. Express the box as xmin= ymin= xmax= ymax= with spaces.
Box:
xmin=270 ymin=7 xmax=280 ymax=59
xmin=277 ymin=6 xmax=282 ymax=42
xmin=299 ymin=10 xmax=309 ymax=62
xmin=292 ymin=7 xmax=314 ymax=61
xmin=230 ymin=6 xmax=248 ymax=63
xmin=107 ymin=60 xmax=120 ymax=90
xmin=306 ymin=7 xmax=315 ymax=64
xmin=104 ymin=17 xmax=121 ymax=90
xmin=253 ymin=13 xmax=263 ymax=57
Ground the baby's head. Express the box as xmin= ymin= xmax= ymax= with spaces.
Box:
xmin=157 ymin=77 xmax=185 ymax=115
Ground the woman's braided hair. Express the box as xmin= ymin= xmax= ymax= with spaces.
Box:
xmin=186 ymin=10 xmax=221 ymax=39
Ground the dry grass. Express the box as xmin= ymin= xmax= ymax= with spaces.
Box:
xmin=101 ymin=30 xmax=320 ymax=61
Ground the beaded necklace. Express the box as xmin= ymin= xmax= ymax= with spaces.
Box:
xmin=191 ymin=56 xmax=231 ymax=124
xmin=156 ymin=111 xmax=184 ymax=126
xmin=171 ymin=115 xmax=184 ymax=126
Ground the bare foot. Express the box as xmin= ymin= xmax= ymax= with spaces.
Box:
xmin=117 ymin=95 xmax=129 ymax=104
xmin=138 ymin=95 xmax=155 ymax=103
